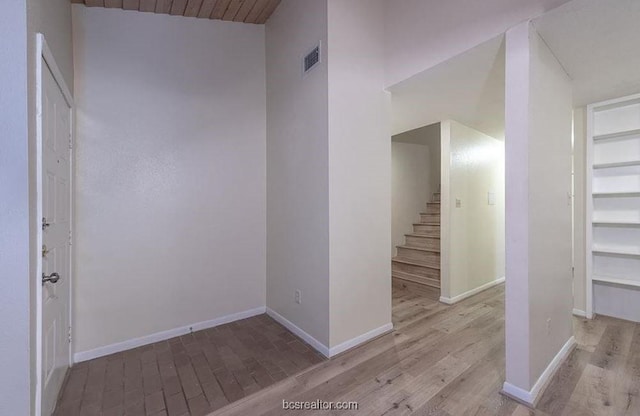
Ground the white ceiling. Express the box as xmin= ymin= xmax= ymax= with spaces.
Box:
xmin=390 ymin=0 xmax=640 ymax=138
xmin=392 ymin=122 xmax=440 ymax=144
xmin=389 ymin=35 xmax=505 ymax=138
xmin=534 ymin=0 xmax=640 ymax=107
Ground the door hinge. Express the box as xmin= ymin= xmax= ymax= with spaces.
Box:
xmin=69 ymin=230 xmax=72 ymax=246
xmin=68 ymin=327 xmax=72 ymax=343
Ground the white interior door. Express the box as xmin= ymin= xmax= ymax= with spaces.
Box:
xmin=41 ymin=59 xmax=72 ymax=416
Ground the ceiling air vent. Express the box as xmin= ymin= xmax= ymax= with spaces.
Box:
xmin=303 ymin=44 xmax=321 ymax=74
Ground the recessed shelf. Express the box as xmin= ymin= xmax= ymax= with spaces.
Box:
xmin=592 ymin=221 xmax=640 ymax=227
xmin=593 ymin=160 xmax=640 ymax=169
xmin=592 ymin=247 xmax=640 ymax=257
xmin=593 ymin=275 xmax=640 ymax=289
xmin=592 ymin=96 xmax=640 ymax=112
xmin=592 ymin=191 xmax=640 ymax=198
xmin=593 ymin=128 xmax=640 ymax=142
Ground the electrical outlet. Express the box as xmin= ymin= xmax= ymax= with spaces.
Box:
xmin=295 ymin=290 xmax=302 ymax=304
xmin=456 ymin=198 xmax=462 ymax=208
xmin=546 ymin=318 xmax=552 ymax=335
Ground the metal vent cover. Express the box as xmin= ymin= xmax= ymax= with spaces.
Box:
xmin=303 ymin=44 xmax=321 ymax=74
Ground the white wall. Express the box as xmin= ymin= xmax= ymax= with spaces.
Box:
xmin=527 ymin=25 xmax=573 ymax=388
xmin=72 ymin=6 xmax=266 ymax=354
xmin=572 ymin=107 xmax=587 ymax=314
xmin=392 ymin=124 xmax=442 ymax=195
xmin=265 ymin=0 xmax=330 ymax=347
xmin=383 ymin=0 xmax=572 ymax=87
xmin=266 ymin=0 xmax=391 ymax=352
xmin=440 ymin=120 xmax=505 ymax=301
xmin=0 ymin=1 xmax=30 ymax=413
xmin=504 ymin=21 xmax=573 ymax=400
xmin=327 ymin=0 xmax=392 ymax=349
xmin=391 ymin=143 xmax=431 ymax=256
xmin=28 ymin=0 xmax=74 ymax=91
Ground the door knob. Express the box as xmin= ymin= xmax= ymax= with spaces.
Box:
xmin=42 ymin=272 xmax=60 ymax=284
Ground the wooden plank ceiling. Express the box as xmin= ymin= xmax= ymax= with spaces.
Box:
xmin=71 ymin=0 xmax=282 ymax=24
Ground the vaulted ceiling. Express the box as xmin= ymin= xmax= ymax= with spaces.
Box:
xmin=70 ymin=0 xmax=282 ymax=24
xmin=390 ymin=35 xmax=506 ymax=139
xmin=533 ymin=0 xmax=640 ymax=106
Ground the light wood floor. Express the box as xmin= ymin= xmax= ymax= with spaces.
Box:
xmin=211 ymin=280 xmax=640 ymax=416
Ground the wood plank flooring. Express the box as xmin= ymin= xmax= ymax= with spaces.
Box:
xmin=54 ymin=315 xmax=325 ymax=416
xmin=54 ymin=280 xmax=640 ymax=416
xmin=210 ymin=280 xmax=640 ymax=416
xmin=537 ymin=314 xmax=640 ymax=416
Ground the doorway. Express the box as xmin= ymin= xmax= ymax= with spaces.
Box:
xmin=37 ymin=34 xmax=74 ymax=416
xmin=391 ymin=123 xmax=442 ymax=293
xmin=389 ymin=35 xmax=506 ymax=305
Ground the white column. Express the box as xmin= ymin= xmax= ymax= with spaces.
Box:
xmin=503 ymin=20 xmax=575 ymax=405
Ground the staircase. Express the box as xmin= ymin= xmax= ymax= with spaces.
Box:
xmin=392 ymin=188 xmax=441 ymax=289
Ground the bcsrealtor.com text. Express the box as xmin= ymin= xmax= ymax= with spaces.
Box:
xmin=282 ymin=399 xmax=359 ymax=411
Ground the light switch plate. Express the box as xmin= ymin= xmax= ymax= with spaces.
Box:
xmin=488 ymin=192 xmax=496 ymax=205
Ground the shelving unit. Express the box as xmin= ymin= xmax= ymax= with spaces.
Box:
xmin=586 ymin=93 xmax=640 ymax=322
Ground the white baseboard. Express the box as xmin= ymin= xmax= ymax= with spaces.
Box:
xmin=266 ymin=308 xmax=393 ymax=358
xmin=73 ymin=306 xmax=266 ymax=363
xmin=266 ymin=307 xmax=330 ymax=357
xmin=502 ymin=336 xmax=576 ymax=406
xmin=439 ymin=277 xmax=505 ymax=305
xmin=572 ymin=308 xmax=587 ymax=318
xmin=329 ymin=322 xmax=393 ymax=357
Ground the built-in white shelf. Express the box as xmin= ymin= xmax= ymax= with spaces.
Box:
xmin=587 ymin=93 xmax=640 ymax=321
xmin=592 ymin=191 xmax=640 ymax=198
xmin=592 ymin=275 xmax=640 ymax=289
xmin=593 ymin=160 xmax=640 ymax=169
xmin=593 ymin=128 xmax=640 ymax=142
xmin=593 ymin=247 xmax=640 ymax=258
xmin=592 ymin=221 xmax=640 ymax=227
